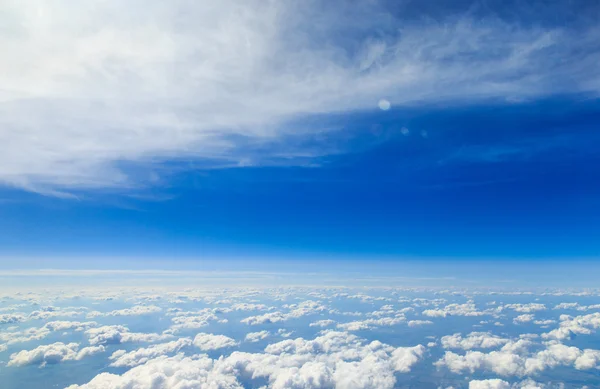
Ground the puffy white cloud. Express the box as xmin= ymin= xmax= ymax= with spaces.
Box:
xmin=85 ymin=325 xmax=173 ymax=345
xmin=241 ymin=300 xmax=326 ymax=325
xmin=553 ymin=302 xmax=600 ymax=311
xmin=44 ymin=320 xmax=97 ymax=332
xmin=441 ymin=332 xmax=509 ymax=350
xmin=28 ymin=307 xmax=87 ymax=320
xmin=0 ymin=313 xmax=26 ymax=324
xmin=422 ymin=302 xmax=486 ymax=318
xmin=0 ymin=320 xmax=98 ymax=347
xmin=66 ymin=354 xmax=242 ymax=389
xmin=67 ymin=330 xmax=425 ymax=389
xmin=109 ymin=338 xmax=192 ymax=367
xmin=230 ymin=303 xmax=271 ymax=312
xmin=533 ymin=320 xmax=556 ymax=326
xmin=87 ymin=305 xmax=161 ymax=318
xmin=513 ymin=314 xmax=535 ymax=324
xmin=436 ymin=341 xmax=600 ymax=377
xmin=244 ymin=330 xmax=270 ymax=343
xmin=336 ymin=316 xmax=406 ymax=331
xmin=542 ymin=312 xmax=600 ymax=340
xmin=8 ymin=342 xmax=104 ymax=367
xmin=226 ymin=331 xmax=425 ymax=388
xmin=469 ymin=379 xmax=510 ymax=389
xmin=241 ymin=311 xmax=287 ymax=325
xmin=167 ymin=309 xmax=227 ymax=332
xmin=500 ymin=304 xmax=546 ymax=313
xmin=193 ymin=333 xmax=238 ymax=351
xmin=309 ymin=319 xmax=336 ymax=328
xmin=408 ymin=320 xmax=433 ymax=327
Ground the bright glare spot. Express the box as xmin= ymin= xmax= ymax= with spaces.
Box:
xmin=378 ymin=99 xmax=391 ymax=111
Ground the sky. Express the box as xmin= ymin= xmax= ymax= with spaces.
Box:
xmin=0 ymin=0 xmax=599 ymax=285
xmin=3 ymin=3 xmax=600 ymax=388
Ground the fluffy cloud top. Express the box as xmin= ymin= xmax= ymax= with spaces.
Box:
xmin=469 ymin=379 xmax=510 ymax=389
xmin=8 ymin=342 xmax=104 ymax=367
xmin=66 ymin=330 xmax=425 ymax=389
xmin=85 ymin=325 xmax=173 ymax=345
xmin=193 ymin=333 xmax=238 ymax=351
xmin=244 ymin=330 xmax=270 ymax=343
xmin=441 ymin=332 xmax=510 ymax=350
xmin=109 ymin=338 xmax=192 ymax=367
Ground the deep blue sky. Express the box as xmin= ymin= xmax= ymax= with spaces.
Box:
xmin=1 ymin=97 xmax=599 ymax=261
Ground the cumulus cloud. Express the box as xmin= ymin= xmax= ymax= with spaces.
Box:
xmin=408 ymin=320 xmax=433 ymax=327
xmin=8 ymin=342 xmax=104 ymax=367
xmin=65 ymin=354 xmax=242 ymax=389
xmin=2 ymin=0 xmax=599 ymax=193
xmin=423 ymin=302 xmax=487 ymax=318
xmin=241 ymin=300 xmax=326 ymax=325
xmin=542 ymin=312 xmax=600 ymax=340
xmin=309 ymin=319 xmax=337 ymax=328
xmin=87 ymin=305 xmax=161 ymax=318
xmin=67 ymin=330 xmax=425 ymax=389
xmin=85 ymin=325 xmax=173 ymax=345
xmin=109 ymin=338 xmax=192 ymax=367
xmin=0 ymin=320 xmax=98 ymax=347
xmin=469 ymin=379 xmax=510 ymax=389
xmin=441 ymin=332 xmax=510 ymax=350
xmin=500 ymin=304 xmax=546 ymax=313
xmin=0 ymin=313 xmax=26 ymax=324
xmin=244 ymin=330 xmax=270 ymax=343
xmin=193 ymin=333 xmax=238 ymax=351
xmin=337 ymin=316 xmax=406 ymax=331
xmin=166 ymin=308 xmax=228 ymax=333
xmin=436 ymin=341 xmax=600 ymax=377
xmin=513 ymin=314 xmax=535 ymax=324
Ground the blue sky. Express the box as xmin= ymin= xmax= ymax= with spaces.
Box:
xmin=0 ymin=0 xmax=599 ymax=276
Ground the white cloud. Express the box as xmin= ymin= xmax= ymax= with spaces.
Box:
xmin=241 ymin=300 xmax=326 ymax=325
xmin=309 ymin=319 xmax=336 ymax=328
xmin=193 ymin=333 xmax=238 ymax=351
xmin=65 ymin=354 xmax=241 ymax=389
xmin=0 ymin=320 xmax=98 ymax=347
xmin=244 ymin=330 xmax=270 ymax=343
xmin=85 ymin=325 xmax=173 ymax=345
xmin=436 ymin=341 xmax=600 ymax=377
xmin=500 ymin=304 xmax=546 ymax=313
xmin=469 ymin=379 xmax=510 ymax=389
xmin=67 ymin=330 xmax=425 ymax=389
xmin=423 ymin=302 xmax=487 ymax=318
xmin=2 ymin=0 xmax=599 ymax=193
xmin=336 ymin=316 xmax=406 ymax=331
xmin=87 ymin=305 xmax=161 ymax=318
xmin=513 ymin=314 xmax=535 ymax=324
xmin=166 ymin=309 xmax=228 ymax=332
xmin=109 ymin=338 xmax=192 ymax=367
xmin=44 ymin=320 xmax=98 ymax=332
xmin=0 ymin=313 xmax=26 ymax=324
xmin=408 ymin=320 xmax=433 ymax=327
xmin=8 ymin=342 xmax=104 ymax=367
xmin=230 ymin=303 xmax=271 ymax=312
xmin=441 ymin=332 xmax=509 ymax=350
xmin=542 ymin=312 xmax=600 ymax=340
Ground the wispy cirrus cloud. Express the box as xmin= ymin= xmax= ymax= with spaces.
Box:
xmin=1 ymin=0 xmax=599 ymax=194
